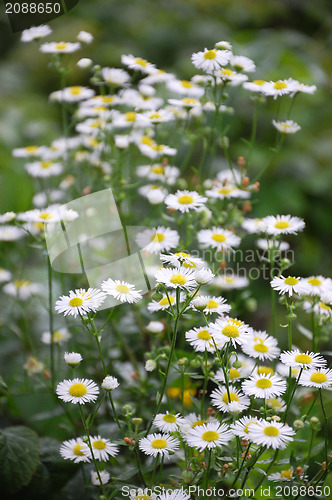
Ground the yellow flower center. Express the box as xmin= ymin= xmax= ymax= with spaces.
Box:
xmin=182 ymin=98 xmax=197 ymax=105
xmin=225 ymin=277 xmax=234 ymax=284
xmin=218 ymin=188 xmax=232 ymax=194
xmin=25 ymin=145 xmax=38 ymax=153
xmin=204 ymin=50 xmax=217 ymax=60
xmin=253 ymin=80 xmax=266 ymax=85
xmin=310 ymin=372 xmax=328 ymax=384
xmin=222 ymin=392 xmax=239 ymax=403
xmin=14 ymin=280 xmax=30 ymax=288
xmin=149 ymin=112 xmax=161 ymax=120
xmin=294 ymin=353 xmax=312 ymax=364
xmin=125 ymin=112 xmax=137 ymax=122
xmin=159 ymin=296 xmax=175 ymax=306
xmin=116 ymin=284 xmax=130 ymax=294
xmin=141 ymin=136 xmax=155 ymax=146
xmin=41 ymin=161 xmax=52 ymax=169
xmin=178 ymin=195 xmax=194 ymax=204
xmin=192 ymin=419 xmax=205 ymax=428
xmin=280 ymin=469 xmax=293 ymax=480
xmin=264 ymin=426 xmax=280 ymax=436
xmin=212 ymin=233 xmax=226 ymax=243
xmin=52 ymin=331 xmax=64 ymax=342
xmin=151 ymin=232 xmax=165 ymax=243
xmin=93 ymin=440 xmax=106 ymax=450
xmin=170 ymin=274 xmax=187 ymax=285
xmin=229 ymin=368 xmax=241 ymax=379
xmin=222 ymin=324 xmax=239 ymax=338
xmin=267 ymin=398 xmax=282 ymax=410
xmin=73 ymin=443 xmax=84 ymax=456
xmin=181 ymin=80 xmax=194 ymax=88
xmin=101 ymin=96 xmax=114 ymax=103
xmin=69 ymin=86 xmax=83 ymax=95
xmin=308 ymin=278 xmax=322 ymax=286
xmin=254 ymin=343 xmax=268 ymax=353
xmin=151 ymin=165 xmax=164 ymax=174
xmin=56 ymin=43 xmax=68 ymax=50
xmin=274 ymin=82 xmax=287 ymax=89
xmin=284 ymin=277 xmax=299 ymax=285
xmin=69 ymin=297 xmax=83 ymax=307
xmin=69 ymin=383 xmax=87 ymax=397
xmin=274 ymin=221 xmax=290 ymax=229
xmin=221 ymin=68 xmax=235 ymax=76
xmin=39 ymin=212 xmax=52 ymax=220
xmin=162 ymin=414 xmax=177 ymax=423
xmin=135 ymin=58 xmax=148 ymax=67
xmin=197 ymin=329 xmax=211 ymax=340
xmin=257 ymin=366 xmax=274 ymax=376
xmin=207 ymin=300 xmax=218 ymax=309
xmin=319 ymin=302 xmax=331 ymax=310
xmin=256 ymin=378 xmax=272 ymax=389
xmin=202 ymin=430 xmax=219 ymax=441
xmin=151 ymin=439 xmax=167 ymax=449
xmin=135 ymin=496 xmax=152 ymax=500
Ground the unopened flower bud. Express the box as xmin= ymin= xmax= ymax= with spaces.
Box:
xmin=145 ymin=360 xmax=157 ymax=372
xmin=237 ymin=156 xmax=246 ymax=167
xmin=294 ymin=419 xmax=305 ymax=430
xmin=241 ymin=176 xmax=250 ymax=187
xmin=132 ymin=418 xmax=143 ymax=427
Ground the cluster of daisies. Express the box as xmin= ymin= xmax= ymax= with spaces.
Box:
xmin=2 ymin=24 xmax=330 ymax=496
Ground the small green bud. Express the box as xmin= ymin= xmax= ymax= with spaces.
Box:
xmin=190 ymin=359 xmax=201 ymax=368
xmin=182 ymin=470 xmax=194 ymax=483
xmin=132 ymin=418 xmax=143 ymax=427
xmin=178 ymin=357 xmax=188 ymax=366
xmin=293 ymin=419 xmax=305 ymax=430
xmin=232 ymin=360 xmax=242 ymax=369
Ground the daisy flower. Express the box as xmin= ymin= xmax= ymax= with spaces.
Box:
xmin=197 ymin=227 xmax=241 ymax=251
xmin=280 ymin=350 xmax=327 ymax=370
xmin=160 ymin=252 xmax=205 ymax=270
xmin=41 ymin=328 xmax=71 ymax=345
xmin=272 ymin=120 xmax=301 ymax=134
xmin=59 ymin=438 xmax=91 ymax=463
xmin=243 ymin=79 xmax=267 ymax=93
xmin=135 ymin=226 xmax=180 ymax=254
xmin=167 ymin=78 xmax=205 ymax=97
xmin=90 ymin=436 xmax=119 ymax=461
xmin=139 ymin=433 xmax=179 ymax=457
xmin=268 ymin=468 xmax=295 ymax=482
xmin=242 ymin=373 xmax=287 ymax=399
xmin=144 ymin=109 xmax=175 ymax=124
xmin=21 ymin=25 xmax=52 ymax=42
xmin=56 ymin=378 xmax=99 ymax=405
xmin=3 ymin=279 xmax=41 ymax=300
xmin=165 ymin=190 xmax=207 ymax=213
xmin=299 ymin=368 xmax=332 ymax=389
xmin=155 ymin=266 xmax=197 ymax=291
xmin=77 ymin=58 xmax=92 ymax=68
xmin=158 ymin=491 xmax=191 ymax=500
xmin=214 ymin=355 xmax=255 ymax=383
xmin=138 ymin=184 xmax=168 ymax=204
xmin=25 ymin=160 xmax=63 ymax=178
xmin=312 ymin=300 xmax=332 ymax=318
xmin=153 ymin=412 xmax=185 ymax=432
xmin=276 ymin=362 xmax=301 ymax=379
xmin=121 ymin=54 xmax=157 ymax=74
xmin=191 ymin=295 xmax=231 ymax=316
xmin=0 ymin=225 xmax=25 ymax=241
xmin=194 ymin=268 xmax=215 ymax=285
xmin=256 ymin=239 xmax=290 ymax=252
xmin=261 ymin=214 xmax=305 ymax=235
xmin=12 ymin=145 xmax=44 ymax=157
xmin=205 ymin=185 xmax=250 ymax=200
xmin=90 ymin=470 xmax=110 ymax=486
xmin=185 ymin=326 xmax=216 ymax=353
xmin=213 ymin=274 xmax=249 ymax=290
xmin=248 ymin=419 xmax=295 ymax=450
xmin=101 ymin=279 xmax=142 ymax=303
xmin=301 ymin=276 xmax=332 ymax=296
xmin=0 ymin=268 xmax=11 ymax=282
xmin=210 ymin=385 xmax=250 ymax=414
xmin=0 ymin=211 xmax=15 ymax=223
xmin=186 ymin=421 xmax=234 ymax=450
xmin=148 ymin=292 xmax=186 ymax=312
xmin=129 ymin=489 xmax=157 ymax=500
xmin=209 ymin=317 xmax=251 ymax=348
xmin=101 ymin=67 xmax=130 ymax=86
xmin=77 ymin=30 xmax=93 ymax=44
xmin=230 ymin=416 xmax=262 ymax=439
xmin=191 ymin=48 xmax=231 ymax=73
xmin=270 ymin=275 xmax=310 ymax=297
xmin=137 ymin=163 xmax=180 ymax=185
xmin=231 ymin=55 xmax=256 ymax=73
xmin=167 ymin=97 xmax=202 ymax=110
xmin=181 ymin=413 xmax=219 ymax=432
xmin=261 ymin=78 xmax=299 ymax=99
xmin=266 ymin=397 xmax=286 ymax=413
xmin=146 ymin=321 xmax=165 ymax=334
xmin=24 ymin=356 xmax=44 ymax=375
xmin=242 ymin=217 xmax=264 ymax=234
xmin=55 ymin=288 xmax=106 ymax=317
xmin=50 ymin=86 xmax=95 ymax=103
xmin=215 ymin=68 xmax=248 ymax=86
xmin=241 ymin=330 xmax=280 ymax=361
xmin=40 ymin=41 xmax=81 ymax=54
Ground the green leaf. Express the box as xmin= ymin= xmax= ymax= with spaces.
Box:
xmin=0 ymin=426 xmax=39 ymax=494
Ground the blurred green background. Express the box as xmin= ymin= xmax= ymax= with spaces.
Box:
xmin=0 ymin=0 xmax=331 ymax=275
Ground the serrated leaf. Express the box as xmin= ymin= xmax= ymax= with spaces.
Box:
xmin=0 ymin=426 xmax=39 ymax=494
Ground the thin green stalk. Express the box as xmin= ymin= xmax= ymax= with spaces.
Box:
xmin=230 ymin=443 xmax=251 ymax=488
xmin=201 ymin=348 xmax=209 ymax=417
xmin=134 ymin=447 xmax=147 ymax=487
xmin=151 ymin=455 xmax=159 ymax=486
xmin=319 ymin=389 xmax=328 ymax=464
xmin=79 ymin=404 xmax=108 ymax=497
xmin=47 ymin=257 xmax=55 ymax=390
xmin=108 ymin=391 xmax=126 ymax=437
xmin=145 ymin=289 xmax=181 ymax=435
xmin=307 ymin=428 xmax=315 ymax=463
xmin=283 ymin=368 xmax=303 ymax=423
xmin=204 ymin=449 xmax=212 ymax=500
xmin=254 ymin=450 xmax=279 ymax=493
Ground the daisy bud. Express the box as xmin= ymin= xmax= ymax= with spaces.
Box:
xmin=182 ymin=470 xmax=194 ymax=483
xmin=152 ymin=290 xmax=163 ymax=301
xmin=241 ymin=176 xmax=250 ymax=187
xmin=146 ymin=321 xmax=164 ymax=334
xmin=321 ymin=462 xmax=327 ymax=470
xmin=233 ymin=360 xmax=242 ymax=369
xmin=64 ymin=352 xmax=83 ymax=368
xmin=253 ymin=181 xmax=260 ymax=192
xmin=77 ymin=30 xmax=94 ymax=44
xmin=145 ymin=359 xmax=157 ymax=372
xmin=293 ymin=419 xmax=305 ymax=430
xmin=237 ymin=156 xmax=246 ymax=167
xmin=90 ymin=470 xmax=110 ymax=486
xmin=206 ymin=407 xmax=216 ymax=417
xmin=178 ymin=357 xmax=188 ymax=366
xmin=132 ymin=418 xmax=143 ymax=427
xmin=310 ymin=416 xmax=320 ymax=429
xmin=242 ymin=201 xmax=252 ymax=213
xmin=123 ymin=437 xmax=135 ymax=446
xmin=82 ymin=186 xmax=91 ymax=195
xmin=241 ymin=439 xmax=249 ymax=447
xmin=77 ymin=58 xmax=93 ymax=69
xmin=190 ymin=359 xmax=201 ymax=368
xmin=101 ymin=376 xmax=119 ymax=391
